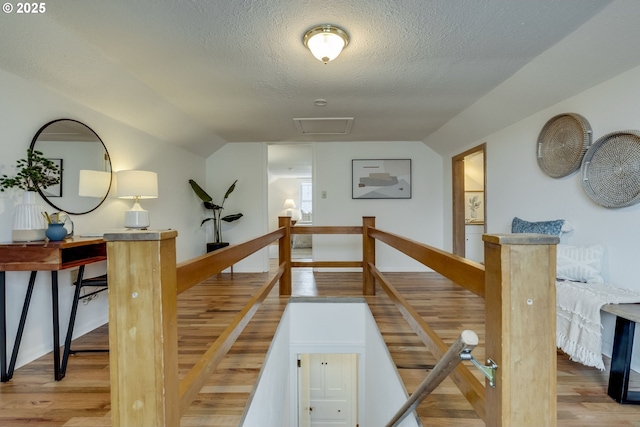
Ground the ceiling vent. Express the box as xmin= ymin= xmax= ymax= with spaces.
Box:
xmin=294 ymin=117 xmax=354 ymax=135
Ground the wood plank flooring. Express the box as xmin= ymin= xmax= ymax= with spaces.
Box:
xmin=1 ymin=264 xmax=639 ymax=426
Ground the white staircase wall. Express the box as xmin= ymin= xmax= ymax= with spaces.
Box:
xmin=240 ymin=298 xmax=421 ymax=426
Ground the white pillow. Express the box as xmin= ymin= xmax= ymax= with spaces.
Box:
xmin=556 ymin=244 xmax=605 ymax=284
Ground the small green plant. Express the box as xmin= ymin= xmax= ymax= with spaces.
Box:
xmin=0 ymin=149 xmax=61 ymax=192
xmin=467 ymin=195 xmax=482 ymax=218
xmin=188 ymin=179 xmax=243 ymax=243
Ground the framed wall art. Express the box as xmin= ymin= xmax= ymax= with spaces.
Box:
xmin=352 ymin=159 xmax=411 ymax=199
xmin=464 ymin=191 xmax=484 ymax=223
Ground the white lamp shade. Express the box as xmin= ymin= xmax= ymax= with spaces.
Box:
xmin=283 ymin=198 xmax=297 ymax=209
xmin=116 ymin=170 xmax=157 ymax=229
xmin=78 ymin=170 xmax=111 ymax=197
xmin=116 ymin=170 xmax=158 ymax=199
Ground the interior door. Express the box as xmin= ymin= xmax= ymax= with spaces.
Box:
xmin=299 ymin=353 xmax=357 ymax=426
xmin=299 ymin=355 xmax=312 ymax=427
xmin=452 ymin=144 xmax=486 ymax=261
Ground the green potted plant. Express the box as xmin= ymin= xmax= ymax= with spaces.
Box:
xmin=0 ymin=149 xmax=62 ymax=241
xmin=0 ymin=149 xmax=61 ymax=192
xmin=188 ymin=179 xmax=243 ymax=251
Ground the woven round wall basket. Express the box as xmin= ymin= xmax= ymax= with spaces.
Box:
xmin=537 ymin=113 xmax=592 ymax=178
xmin=581 ymin=130 xmax=640 ymax=208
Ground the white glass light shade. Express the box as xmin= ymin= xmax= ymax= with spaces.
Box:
xmin=303 ymin=25 xmax=349 ymax=64
xmin=78 ymin=170 xmax=111 ymax=197
xmin=116 ymin=170 xmax=158 ymax=199
xmin=116 ymin=170 xmax=158 ymax=229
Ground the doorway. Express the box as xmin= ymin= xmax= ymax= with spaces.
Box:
xmin=298 ymin=353 xmax=358 ymax=427
xmin=452 ymin=144 xmax=486 ymax=262
xmin=267 ymin=144 xmax=313 ymax=259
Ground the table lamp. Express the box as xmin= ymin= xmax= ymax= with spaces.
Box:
xmin=283 ymin=198 xmax=297 ymax=217
xmin=116 ymin=170 xmax=158 ymax=229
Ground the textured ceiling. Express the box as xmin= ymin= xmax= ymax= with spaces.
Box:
xmin=0 ymin=0 xmax=634 ymax=164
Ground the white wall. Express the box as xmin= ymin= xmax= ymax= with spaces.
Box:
xmin=0 ymin=69 xmax=206 ymax=368
xmin=241 ymin=308 xmax=291 ymax=427
xmin=207 ymin=141 xmax=444 ymax=272
xmin=205 ymin=142 xmax=269 ymax=272
xmin=364 ymin=305 xmax=419 ymax=427
xmin=434 ymin=64 xmax=640 ymax=370
xmin=314 ymin=141 xmax=443 ymax=272
xmin=243 ymin=301 xmax=419 ymax=426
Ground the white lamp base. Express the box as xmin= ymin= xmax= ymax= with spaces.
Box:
xmin=124 ymin=201 xmax=150 ymax=229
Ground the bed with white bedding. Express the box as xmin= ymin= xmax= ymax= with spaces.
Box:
xmin=511 ymin=217 xmax=640 ymax=369
xmin=556 ymin=279 xmax=640 ymax=370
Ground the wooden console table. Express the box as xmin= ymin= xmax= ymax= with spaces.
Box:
xmin=0 ymin=237 xmax=106 ymax=381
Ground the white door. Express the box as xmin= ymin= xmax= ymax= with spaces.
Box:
xmin=465 ymin=224 xmax=484 ymax=263
xmin=300 ymin=355 xmax=312 ymax=427
xmin=299 ymin=354 xmax=357 ymax=426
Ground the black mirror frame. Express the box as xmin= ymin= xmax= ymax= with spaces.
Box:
xmin=29 ymin=118 xmax=112 ymax=215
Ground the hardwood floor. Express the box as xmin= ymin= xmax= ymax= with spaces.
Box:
xmin=1 ymin=264 xmax=639 ymax=426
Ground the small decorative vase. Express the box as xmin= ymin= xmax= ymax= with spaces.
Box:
xmin=45 ymin=223 xmax=67 ymax=241
xmin=12 ymin=191 xmax=46 ymax=242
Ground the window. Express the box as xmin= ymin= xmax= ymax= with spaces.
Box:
xmin=299 ymin=181 xmax=312 ymax=222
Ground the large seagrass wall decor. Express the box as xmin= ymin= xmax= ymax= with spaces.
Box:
xmin=537 ymin=113 xmax=592 ymax=178
xmin=581 ymin=130 xmax=640 ymax=208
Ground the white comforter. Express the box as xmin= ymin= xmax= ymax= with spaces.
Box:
xmin=556 ymin=280 xmax=640 ymax=370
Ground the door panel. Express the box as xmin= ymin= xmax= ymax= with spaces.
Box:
xmin=300 ymin=353 xmax=357 ymax=427
xmin=300 ymin=355 xmax=311 ymax=427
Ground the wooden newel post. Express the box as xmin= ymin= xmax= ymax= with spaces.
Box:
xmin=104 ymin=230 xmax=180 ymax=427
xmin=362 ymin=216 xmax=376 ymax=295
xmin=278 ymin=216 xmax=292 ymax=296
xmin=483 ymin=233 xmax=558 ymax=427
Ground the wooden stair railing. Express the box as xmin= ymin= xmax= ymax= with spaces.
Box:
xmin=105 ymin=229 xmax=285 ymax=427
xmin=385 ymin=330 xmax=479 ymax=427
xmin=367 ymin=227 xmax=485 ymax=297
xmin=104 ymin=218 xmax=558 ymax=427
xmin=176 ymin=229 xmax=285 ymax=294
xmin=370 ymin=263 xmax=486 ymax=420
xmin=178 ymin=262 xmax=285 ymax=413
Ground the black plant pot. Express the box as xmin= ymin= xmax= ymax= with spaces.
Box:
xmin=206 ymin=242 xmax=230 ymax=253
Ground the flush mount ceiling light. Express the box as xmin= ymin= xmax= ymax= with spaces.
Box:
xmin=303 ymin=25 xmax=349 ymax=64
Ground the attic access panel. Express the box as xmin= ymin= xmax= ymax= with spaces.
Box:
xmin=294 ymin=117 xmax=354 ymax=135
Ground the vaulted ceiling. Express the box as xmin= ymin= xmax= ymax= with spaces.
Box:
xmin=2 ymin=0 xmax=639 ymax=159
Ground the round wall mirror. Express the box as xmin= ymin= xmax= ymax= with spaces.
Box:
xmin=29 ymin=119 xmax=112 ymax=215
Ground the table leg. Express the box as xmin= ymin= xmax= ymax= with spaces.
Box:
xmin=60 ymin=265 xmax=85 ymax=377
xmin=1 ymin=271 xmax=5 ymax=381
xmin=51 ymin=271 xmax=63 ymax=381
xmin=608 ymin=316 xmax=639 ymax=404
xmin=1 ymin=271 xmax=37 ymax=382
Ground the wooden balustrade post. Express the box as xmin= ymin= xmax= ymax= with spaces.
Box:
xmin=483 ymin=233 xmax=558 ymax=427
xmin=362 ymin=216 xmax=376 ymax=295
xmin=104 ymin=230 xmax=180 ymax=427
xmin=278 ymin=216 xmax=292 ymax=296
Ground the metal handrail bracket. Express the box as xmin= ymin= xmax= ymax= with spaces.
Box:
xmin=459 ymin=351 xmax=498 ymax=388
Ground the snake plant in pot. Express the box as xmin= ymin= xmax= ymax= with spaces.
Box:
xmin=189 ymin=179 xmax=243 ymax=250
